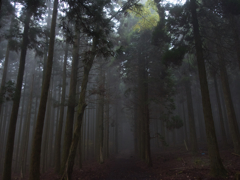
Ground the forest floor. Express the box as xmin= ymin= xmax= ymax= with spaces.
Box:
xmin=12 ymin=145 xmax=240 ymax=180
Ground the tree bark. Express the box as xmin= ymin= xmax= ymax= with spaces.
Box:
xmin=61 ymin=30 xmax=80 ymax=173
xmin=216 ymin=43 xmax=240 ymax=154
xmin=213 ymin=74 xmax=228 ymax=146
xmin=0 ymin=43 xmax=10 ymax=113
xmin=185 ymin=81 xmax=198 ymax=152
xmin=189 ymin=0 xmax=227 ymax=176
xmin=14 ymin=82 xmax=26 ymax=173
xmin=95 ymin=67 xmax=105 ymax=164
xmin=29 ymin=0 xmax=58 ymax=179
xmin=104 ymin=86 xmax=110 ymax=158
xmin=61 ymin=37 xmax=97 ymax=180
xmin=55 ymin=43 xmax=68 ymax=173
xmin=20 ymin=75 xmax=34 ymax=176
xmin=2 ymin=10 xmax=32 ymax=180
xmin=182 ymin=102 xmax=188 ymax=145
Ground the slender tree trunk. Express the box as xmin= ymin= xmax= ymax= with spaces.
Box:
xmin=182 ymin=102 xmax=188 ymax=145
xmin=219 ymin=83 xmax=230 ymax=141
xmin=133 ymin=98 xmax=138 ymax=153
xmin=189 ymin=0 xmax=227 ymax=176
xmin=0 ymin=103 xmax=9 ymax=171
xmin=216 ymin=43 xmax=240 ymax=154
xmin=104 ymin=90 xmax=110 ymax=158
xmin=61 ymin=37 xmax=97 ymax=180
xmin=49 ymin=81 xmax=57 ymax=167
xmin=14 ymin=82 xmax=27 ymax=173
xmin=55 ymin=43 xmax=68 ymax=173
xmin=185 ymin=81 xmax=198 ymax=152
xmin=213 ymin=74 xmax=228 ymax=146
xmin=96 ymin=67 xmax=104 ymax=164
xmin=29 ymin=1 xmax=58 ymax=179
xmin=2 ymin=10 xmax=32 ymax=180
xmin=42 ymin=1 xmax=52 ymax=85
xmin=144 ymin=67 xmax=152 ymax=167
xmin=61 ymin=30 xmax=80 ymax=173
xmin=115 ymin=106 xmax=118 ymax=154
xmin=20 ymin=75 xmax=35 ymax=176
xmin=0 ymin=43 xmax=10 ymax=114
xmin=138 ymin=53 xmax=145 ymax=160
xmin=87 ymin=107 xmax=90 ymax=159
xmin=41 ymin=94 xmax=51 ymax=173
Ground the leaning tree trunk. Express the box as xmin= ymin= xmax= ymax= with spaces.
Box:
xmin=189 ymin=0 xmax=227 ymax=177
xmin=185 ymin=81 xmax=198 ymax=152
xmin=29 ymin=0 xmax=58 ymax=179
xmin=61 ymin=37 xmax=97 ymax=180
xmin=216 ymin=43 xmax=240 ymax=154
xmin=213 ymin=74 xmax=228 ymax=146
xmin=61 ymin=30 xmax=80 ymax=173
xmin=2 ymin=10 xmax=32 ymax=180
xmin=55 ymin=43 xmax=68 ymax=173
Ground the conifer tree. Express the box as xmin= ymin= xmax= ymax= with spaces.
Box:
xmin=29 ymin=0 xmax=58 ymax=179
xmin=2 ymin=1 xmax=45 ymax=179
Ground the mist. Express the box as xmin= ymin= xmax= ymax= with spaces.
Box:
xmin=0 ymin=0 xmax=239 ymax=180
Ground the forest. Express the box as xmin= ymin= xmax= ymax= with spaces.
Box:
xmin=0 ymin=0 xmax=240 ymax=179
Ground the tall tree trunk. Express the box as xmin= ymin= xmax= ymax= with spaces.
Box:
xmin=213 ymin=74 xmax=228 ymax=146
xmin=115 ymin=106 xmax=118 ymax=154
xmin=104 ymin=88 xmax=110 ymax=158
xmin=55 ymin=43 xmax=68 ymax=173
xmin=0 ymin=43 xmax=10 ymax=115
xmin=42 ymin=1 xmax=52 ymax=85
xmin=219 ymin=83 xmax=230 ymax=141
xmin=29 ymin=0 xmax=58 ymax=179
xmin=14 ymin=82 xmax=26 ymax=173
xmin=2 ymin=10 xmax=32 ymax=180
xmin=185 ymin=81 xmax=198 ymax=152
xmin=138 ymin=53 xmax=145 ymax=160
xmin=95 ymin=67 xmax=105 ymax=164
xmin=189 ymin=0 xmax=227 ymax=176
xmin=182 ymin=102 xmax=188 ymax=145
xmin=0 ymin=103 xmax=9 ymax=171
xmin=216 ymin=43 xmax=240 ymax=154
xmin=20 ymin=75 xmax=35 ymax=176
xmin=61 ymin=30 xmax=80 ymax=173
xmin=61 ymin=38 xmax=97 ymax=180
xmin=133 ymin=97 xmax=138 ymax=153
xmin=41 ymin=94 xmax=51 ymax=173
xmin=144 ymin=67 xmax=152 ymax=167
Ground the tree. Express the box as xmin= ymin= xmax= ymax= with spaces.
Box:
xmin=61 ymin=28 xmax=79 ymax=173
xmin=55 ymin=42 xmax=69 ymax=173
xmin=184 ymin=78 xmax=198 ymax=152
xmin=216 ymin=39 xmax=240 ymax=154
xmin=189 ymin=0 xmax=227 ymax=176
xmin=2 ymin=1 xmax=44 ymax=179
xmin=60 ymin=0 xmax=140 ymax=178
xmin=29 ymin=0 xmax=58 ymax=179
xmin=61 ymin=36 xmax=98 ymax=180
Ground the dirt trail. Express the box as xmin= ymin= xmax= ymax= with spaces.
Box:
xmin=104 ymin=151 xmax=155 ymax=180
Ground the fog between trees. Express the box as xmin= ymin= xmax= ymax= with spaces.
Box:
xmin=0 ymin=0 xmax=240 ymax=179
